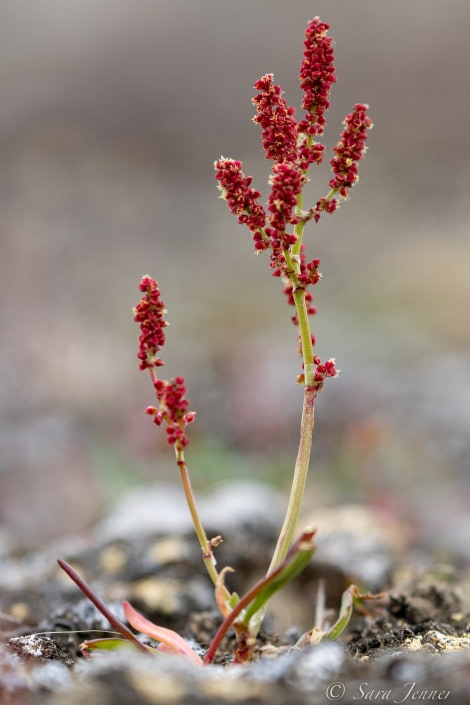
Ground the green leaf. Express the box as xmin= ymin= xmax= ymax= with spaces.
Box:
xmin=80 ymin=638 xmax=151 ymax=654
xmin=241 ymin=535 xmax=315 ymax=626
xmin=297 ymin=584 xmax=384 ymax=646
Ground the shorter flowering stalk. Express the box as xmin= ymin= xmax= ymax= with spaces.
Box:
xmin=134 ymin=276 xmax=228 ymax=599
xmin=177 ymin=453 xmax=222 ymax=588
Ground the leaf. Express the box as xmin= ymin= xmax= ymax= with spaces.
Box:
xmin=321 ymin=585 xmax=383 ymax=642
xmin=297 ymin=584 xmax=385 ymax=646
xmin=241 ymin=531 xmax=315 ymax=626
xmin=215 ymin=566 xmax=239 ymax=617
xmin=80 ymin=638 xmax=154 ymax=656
xmin=122 ymin=601 xmax=203 ymax=666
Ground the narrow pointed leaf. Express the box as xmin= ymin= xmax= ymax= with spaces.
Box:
xmin=215 ymin=566 xmax=239 ymax=617
xmin=320 ymin=585 xmax=383 ymax=642
xmin=80 ymin=638 xmax=145 ymax=654
xmin=296 ymin=584 xmax=385 ymax=647
xmin=122 ymin=601 xmax=203 ymax=666
xmin=241 ymin=533 xmax=315 ymax=626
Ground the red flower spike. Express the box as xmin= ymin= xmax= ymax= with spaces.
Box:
xmin=134 ymin=276 xmax=168 ymax=371
xmin=330 ymin=104 xmax=373 ymax=197
xmin=134 ymin=279 xmax=195 ymax=449
xmin=155 ymin=377 xmax=193 ymax=449
xmin=252 ymin=74 xmax=299 ymax=163
xmin=267 ymin=162 xmax=305 ymax=243
xmin=214 ymin=158 xmax=266 ymax=245
xmin=299 ymin=17 xmax=336 ymax=139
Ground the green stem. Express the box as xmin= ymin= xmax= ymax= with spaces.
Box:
xmin=294 ymin=286 xmax=315 ymax=384
xmin=249 ymin=214 xmax=318 ymax=637
xmin=148 ymin=367 xmax=230 ymax=600
xmin=176 ymin=452 xmax=219 ymax=587
xmin=267 ymin=205 xmax=318 ymax=573
xmin=267 ymin=384 xmax=316 ymax=573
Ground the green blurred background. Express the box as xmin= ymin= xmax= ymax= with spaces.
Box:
xmin=0 ymin=1 xmax=469 ymax=555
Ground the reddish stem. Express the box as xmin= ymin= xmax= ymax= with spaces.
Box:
xmin=57 ymin=559 xmax=149 ymax=655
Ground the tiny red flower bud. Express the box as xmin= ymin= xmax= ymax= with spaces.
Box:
xmin=153 ymin=413 xmax=163 ymax=426
xmin=313 ymin=197 xmax=338 ymax=222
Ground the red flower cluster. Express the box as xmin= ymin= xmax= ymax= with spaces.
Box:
xmin=214 ymin=17 xmax=371 ymax=387
xmin=266 ymin=161 xmax=305 ymax=246
xmin=135 ymin=276 xmax=195 ymax=450
xmin=329 ymin=103 xmax=373 ymax=196
xmin=281 ymin=244 xmax=320 ymax=323
xmin=312 ymin=196 xmax=339 ymax=223
xmin=313 ymin=357 xmax=338 ymax=390
xmin=312 ymin=103 xmax=373 ymax=221
xmin=214 ymin=158 xmax=266 ymax=245
xmin=146 ymin=377 xmax=195 ymax=449
xmin=252 ymin=74 xmax=298 ymax=163
xmin=134 ymin=276 xmax=168 ymax=371
xmin=214 ymin=16 xmax=371 ymax=265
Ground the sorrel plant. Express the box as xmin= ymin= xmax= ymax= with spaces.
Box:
xmin=59 ymin=16 xmax=374 ymax=665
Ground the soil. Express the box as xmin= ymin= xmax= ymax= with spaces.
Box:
xmin=1 ymin=484 xmax=469 ymax=704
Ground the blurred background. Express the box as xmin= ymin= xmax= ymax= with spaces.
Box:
xmin=0 ymin=0 xmax=469 ymax=556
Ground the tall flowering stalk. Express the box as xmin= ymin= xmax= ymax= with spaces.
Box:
xmin=215 ymin=17 xmax=372 ymax=580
